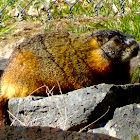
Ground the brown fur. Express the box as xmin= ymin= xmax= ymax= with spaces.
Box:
xmin=0 ymin=30 xmax=139 ymax=125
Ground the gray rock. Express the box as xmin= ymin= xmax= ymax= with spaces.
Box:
xmin=8 ymin=83 xmax=140 ymax=132
xmin=0 ymin=125 xmax=121 ymax=140
xmin=90 ymin=104 xmax=140 ymax=140
xmin=0 ymin=58 xmax=8 ymax=70
xmin=0 ymin=58 xmax=8 ymax=78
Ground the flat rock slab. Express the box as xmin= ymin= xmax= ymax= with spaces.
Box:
xmin=9 ymin=84 xmax=111 ymax=130
xmin=0 ymin=125 xmax=121 ymax=140
xmin=8 ymin=84 xmax=140 ymax=131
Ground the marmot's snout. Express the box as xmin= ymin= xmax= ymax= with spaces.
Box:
xmin=123 ymin=34 xmax=139 ymax=56
xmin=121 ymin=36 xmax=139 ymax=62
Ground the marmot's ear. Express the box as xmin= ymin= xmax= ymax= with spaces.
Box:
xmin=89 ymin=37 xmax=99 ymax=49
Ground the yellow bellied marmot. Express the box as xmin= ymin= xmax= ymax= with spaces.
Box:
xmin=0 ymin=30 xmax=139 ymax=125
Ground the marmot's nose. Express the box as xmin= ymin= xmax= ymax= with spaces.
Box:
xmin=123 ymin=36 xmax=137 ymax=46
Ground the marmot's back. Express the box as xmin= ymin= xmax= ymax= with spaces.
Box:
xmin=1 ymin=30 xmax=139 ymax=100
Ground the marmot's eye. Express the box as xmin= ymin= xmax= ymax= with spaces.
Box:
xmin=114 ymin=38 xmax=121 ymax=44
xmin=97 ymin=36 xmax=103 ymax=42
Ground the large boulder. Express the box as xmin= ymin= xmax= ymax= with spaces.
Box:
xmin=8 ymin=83 xmax=140 ymax=132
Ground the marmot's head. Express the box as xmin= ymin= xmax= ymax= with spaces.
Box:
xmin=90 ymin=30 xmax=139 ymax=62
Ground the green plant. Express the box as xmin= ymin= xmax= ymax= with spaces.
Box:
xmin=0 ymin=24 xmax=16 ymax=36
xmin=0 ymin=0 xmax=139 ymax=40
xmin=131 ymin=66 xmax=140 ymax=83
